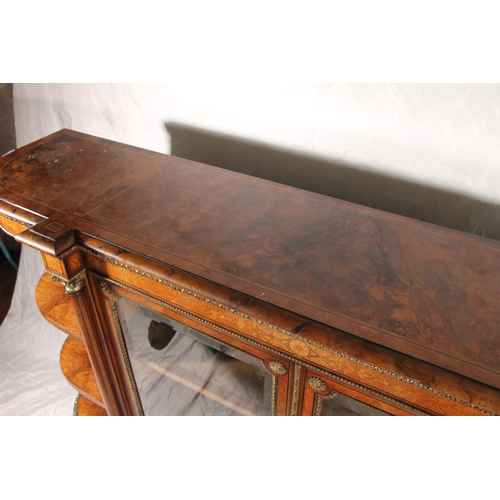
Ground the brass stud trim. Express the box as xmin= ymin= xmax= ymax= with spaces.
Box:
xmin=290 ymin=365 xmax=302 ymax=416
xmin=104 ymin=292 xmax=145 ymax=416
xmin=313 ymin=391 xmax=337 ymax=416
xmin=73 ymin=393 xmax=80 ymax=416
xmin=0 ymin=213 xmax=31 ymax=227
xmin=81 ymin=250 xmax=497 ymax=416
xmin=45 ymin=268 xmax=88 ymax=296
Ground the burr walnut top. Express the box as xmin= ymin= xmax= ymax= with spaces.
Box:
xmin=2 ymin=129 xmax=500 ymax=389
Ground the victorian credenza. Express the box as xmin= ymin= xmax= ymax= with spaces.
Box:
xmin=1 ymin=129 xmax=500 ymax=416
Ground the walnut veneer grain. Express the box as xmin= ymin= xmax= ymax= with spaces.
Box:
xmin=74 ymin=394 xmax=108 ymax=416
xmin=60 ymin=336 xmax=104 ymax=407
xmin=3 ymin=129 xmax=500 ymax=415
xmin=36 ymin=273 xmax=82 ymax=341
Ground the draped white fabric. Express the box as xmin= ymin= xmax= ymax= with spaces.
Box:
xmin=0 ymin=247 xmax=76 ymax=415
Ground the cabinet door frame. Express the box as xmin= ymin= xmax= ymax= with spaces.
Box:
xmin=96 ymin=274 xmax=293 ymax=416
xmin=300 ymin=368 xmax=427 ymax=416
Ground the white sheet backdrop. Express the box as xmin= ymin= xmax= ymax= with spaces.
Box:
xmin=2 ymin=83 xmax=500 ymax=415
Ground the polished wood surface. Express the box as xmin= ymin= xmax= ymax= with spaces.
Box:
xmin=78 ymin=159 xmax=500 ymax=388
xmin=60 ymin=336 xmax=104 ymax=407
xmin=87 ymin=240 xmax=500 ymax=415
xmin=35 ymin=273 xmax=82 ymax=341
xmin=71 ymin=272 xmax=141 ymax=416
xmin=2 ymin=129 xmax=500 ymax=415
xmin=1 ymin=129 xmax=499 ymax=389
xmin=74 ymin=394 xmax=108 ymax=416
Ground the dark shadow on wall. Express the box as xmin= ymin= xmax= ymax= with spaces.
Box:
xmin=0 ymin=83 xmax=16 ymax=156
xmin=165 ymin=122 xmax=500 ymax=242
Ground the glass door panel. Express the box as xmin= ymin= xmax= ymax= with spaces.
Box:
xmin=317 ymin=391 xmax=389 ymax=416
xmin=115 ymin=296 xmax=273 ymax=416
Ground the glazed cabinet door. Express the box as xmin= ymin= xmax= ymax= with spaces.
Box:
xmin=300 ymin=369 xmax=424 ymax=416
xmin=98 ymin=278 xmax=292 ymax=416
